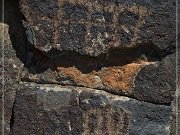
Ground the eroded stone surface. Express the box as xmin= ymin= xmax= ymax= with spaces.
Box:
xmin=19 ymin=0 xmax=175 ymax=57
xmin=9 ymin=82 xmax=171 ymax=135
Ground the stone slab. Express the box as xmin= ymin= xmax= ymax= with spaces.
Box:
xmin=10 ymin=82 xmax=172 ymax=135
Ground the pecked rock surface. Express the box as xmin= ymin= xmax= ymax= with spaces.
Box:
xmin=10 ymin=82 xmax=172 ymax=135
xmin=19 ymin=0 xmax=175 ymax=57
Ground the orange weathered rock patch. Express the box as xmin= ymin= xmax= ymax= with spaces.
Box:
xmin=57 ymin=61 xmax=152 ymax=94
xmin=57 ymin=67 xmax=96 ymax=87
xmin=99 ymin=62 xmax=149 ymax=93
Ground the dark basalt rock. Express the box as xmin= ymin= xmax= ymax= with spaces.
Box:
xmin=19 ymin=0 xmax=175 ymax=57
xmin=133 ymin=53 xmax=176 ymax=104
xmin=118 ymin=10 xmax=139 ymax=26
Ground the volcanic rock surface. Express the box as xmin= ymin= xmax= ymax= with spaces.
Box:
xmin=0 ymin=0 xmax=178 ymax=135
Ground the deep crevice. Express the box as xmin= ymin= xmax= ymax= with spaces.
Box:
xmin=27 ymin=41 xmax=175 ymax=74
xmin=3 ymin=0 xmax=28 ymax=64
xmin=10 ymin=99 xmax=15 ymax=130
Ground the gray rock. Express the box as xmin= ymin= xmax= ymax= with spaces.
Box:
xmin=10 ymin=82 xmax=172 ymax=135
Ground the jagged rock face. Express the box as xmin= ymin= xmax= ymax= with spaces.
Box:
xmin=19 ymin=0 xmax=175 ymax=57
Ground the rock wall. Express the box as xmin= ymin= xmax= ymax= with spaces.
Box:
xmin=0 ymin=0 xmax=178 ymax=135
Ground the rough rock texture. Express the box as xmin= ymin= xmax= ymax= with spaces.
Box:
xmin=10 ymin=82 xmax=171 ymax=135
xmin=19 ymin=0 xmax=176 ymax=57
xmin=133 ymin=53 xmax=176 ymax=104
xmin=0 ymin=23 xmax=23 ymax=134
xmin=0 ymin=0 xmax=177 ymax=134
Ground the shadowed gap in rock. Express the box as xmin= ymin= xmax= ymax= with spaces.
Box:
xmin=3 ymin=0 xmax=28 ymax=64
